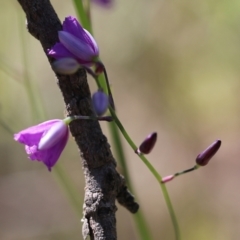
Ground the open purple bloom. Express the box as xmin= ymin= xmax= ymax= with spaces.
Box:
xmin=14 ymin=119 xmax=69 ymax=171
xmin=48 ymin=16 xmax=99 ymax=66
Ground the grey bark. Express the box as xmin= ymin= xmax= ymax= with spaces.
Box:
xmin=16 ymin=0 xmax=139 ymax=239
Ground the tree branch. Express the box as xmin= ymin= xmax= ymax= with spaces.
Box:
xmin=17 ymin=0 xmax=139 ymax=239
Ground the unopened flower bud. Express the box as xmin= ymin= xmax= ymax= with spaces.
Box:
xmin=52 ymin=58 xmax=80 ymax=74
xmin=161 ymin=175 xmax=175 ymax=183
xmin=92 ymin=91 xmax=109 ymax=116
xmin=137 ymin=132 xmax=157 ymax=154
xmin=196 ymin=140 xmax=221 ymax=166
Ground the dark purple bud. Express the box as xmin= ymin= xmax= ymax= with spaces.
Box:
xmin=196 ymin=140 xmax=221 ymax=166
xmin=92 ymin=91 xmax=109 ymax=116
xmin=138 ymin=132 xmax=157 ymax=154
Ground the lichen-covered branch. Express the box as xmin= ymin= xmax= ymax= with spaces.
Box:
xmin=16 ymin=0 xmax=139 ymax=239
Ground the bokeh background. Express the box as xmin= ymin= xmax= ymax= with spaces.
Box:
xmin=1 ymin=0 xmax=240 ymax=239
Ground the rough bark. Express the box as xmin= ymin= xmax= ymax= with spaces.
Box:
xmin=16 ymin=1 xmax=139 ymax=239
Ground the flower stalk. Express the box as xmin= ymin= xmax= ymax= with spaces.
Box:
xmin=162 ymin=140 xmax=221 ymax=184
xmin=109 ymin=107 xmax=181 ymax=240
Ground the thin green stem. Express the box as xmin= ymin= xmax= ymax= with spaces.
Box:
xmin=84 ymin=66 xmax=101 ymax=89
xmin=174 ymin=165 xmax=199 ymax=177
xmin=93 ymin=38 xmax=153 ymax=240
xmin=109 ymin=122 xmax=131 ymax=186
xmin=0 ymin=119 xmax=14 ymax=134
xmin=109 ymin=121 xmax=153 ymax=240
xmin=110 ymin=107 xmax=181 ymax=240
xmin=0 ymin=57 xmax=23 ymax=84
xmin=18 ymin=12 xmax=44 ymax=121
xmin=103 ymin=66 xmax=115 ymax=109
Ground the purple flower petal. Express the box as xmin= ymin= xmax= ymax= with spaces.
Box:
xmin=62 ymin=16 xmax=86 ymax=40
xmin=38 ymin=121 xmax=68 ymax=150
xmin=43 ymin=131 xmax=69 ymax=171
xmin=14 ymin=120 xmax=60 ymax=146
xmin=58 ymin=31 xmax=97 ymax=61
xmin=62 ymin=16 xmax=98 ymax=54
xmin=14 ymin=119 xmax=69 ymax=171
xmin=82 ymin=29 xmax=99 ymax=55
xmin=48 ymin=43 xmax=75 ymax=59
xmin=48 ymin=16 xmax=99 ymax=66
xmin=29 ymin=131 xmax=69 ymax=171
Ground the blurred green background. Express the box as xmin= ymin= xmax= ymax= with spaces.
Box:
xmin=1 ymin=0 xmax=240 ymax=239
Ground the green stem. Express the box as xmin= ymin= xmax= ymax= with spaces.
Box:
xmin=110 ymin=108 xmax=181 ymax=240
xmin=109 ymin=122 xmax=131 ymax=186
xmin=84 ymin=66 xmax=102 ymax=89
xmin=95 ymin=59 xmax=153 ymax=240
xmin=97 ymin=72 xmax=108 ymax=92
xmin=0 ymin=57 xmax=22 ymax=84
xmin=109 ymin=121 xmax=153 ymax=240
xmin=0 ymin=119 xmax=14 ymax=134
xmin=102 ymin=66 xmax=115 ymax=109
xmin=174 ymin=165 xmax=199 ymax=177
xmin=18 ymin=12 xmax=44 ymax=121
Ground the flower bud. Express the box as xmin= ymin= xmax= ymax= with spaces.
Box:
xmin=196 ymin=140 xmax=221 ymax=166
xmin=92 ymin=91 xmax=109 ymax=116
xmin=161 ymin=175 xmax=175 ymax=184
xmin=52 ymin=58 xmax=80 ymax=74
xmin=137 ymin=132 xmax=157 ymax=154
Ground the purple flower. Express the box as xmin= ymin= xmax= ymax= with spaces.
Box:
xmin=48 ymin=16 xmax=99 ymax=66
xmin=14 ymin=119 xmax=69 ymax=171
